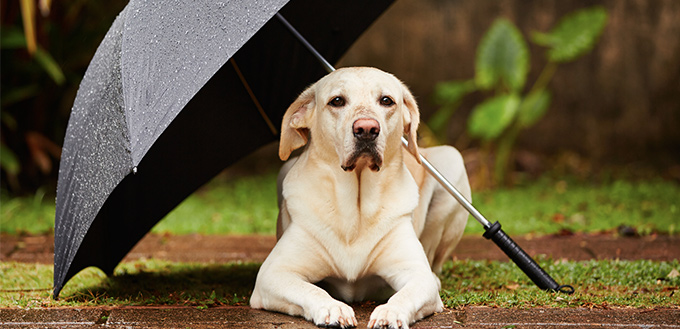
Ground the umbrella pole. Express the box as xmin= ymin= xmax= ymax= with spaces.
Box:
xmin=275 ymin=13 xmax=574 ymax=294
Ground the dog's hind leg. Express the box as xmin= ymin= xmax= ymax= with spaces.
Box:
xmin=418 ymin=145 xmax=471 ymax=273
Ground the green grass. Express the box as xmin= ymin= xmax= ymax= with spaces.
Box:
xmin=0 ymin=172 xmax=280 ymax=236
xmin=0 ymin=260 xmax=258 ymax=308
xmin=1 ymin=188 xmax=56 ymax=234
xmin=2 ymin=259 xmax=678 ymax=308
xmin=468 ymin=176 xmax=679 ymax=236
xmin=151 ymin=172 xmax=279 ymax=235
xmin=2 ymin=173 xmax=679 ymax=236
xmin=439 ymin=257 xmax=680 ymax=308
xmin=1 ymin=173 xmax=678 ymax=309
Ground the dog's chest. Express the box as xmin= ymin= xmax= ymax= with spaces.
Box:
xmin=284 ymin=165 xmax=420 ymax=280
xmin=325 ymin=237 xmax=383 ymax=280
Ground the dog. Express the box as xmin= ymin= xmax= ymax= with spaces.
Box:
xmin=250 ymin=67 xmax=471 ymax=328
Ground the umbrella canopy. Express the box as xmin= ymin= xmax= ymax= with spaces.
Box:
xmin=54 ymin=0 xmax=394 ymax=298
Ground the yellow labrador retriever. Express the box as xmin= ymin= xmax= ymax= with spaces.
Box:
xmin=250 ymin=67 xmax=470 ymax=329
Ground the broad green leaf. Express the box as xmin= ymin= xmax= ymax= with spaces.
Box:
xmin=531 ymin=6 xmax=608 ymax=63
xmin=433 ymin=80 xmax=476 ymax=106
xmin=475 ymin=19 xmax=529 ymax=92
xmin=467 ymin=93 xmax=520 ymax=141
xmin=517 ymin=89 xmax=551 ymax=128
xmin=429 ymin=80 xmax=476 ymax=133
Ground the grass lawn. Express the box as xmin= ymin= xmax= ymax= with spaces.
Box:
xmin=468 ymin=176 xmax=679 ymax=236
xmin=1 ymin=172 xmax=678 ymax=308
xmin=2 ymin=258 xmax=678 ymax=309
xmin=2 ymin=172 xmax=678 ymax=236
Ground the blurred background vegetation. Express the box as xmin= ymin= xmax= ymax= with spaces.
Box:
xmin=428 ymin=6 xmax=608 ymax=186
xmin=1 ymin=0 xmax=679 ymax=195
xmin=1 ymin=0 xmax=127 ymax=195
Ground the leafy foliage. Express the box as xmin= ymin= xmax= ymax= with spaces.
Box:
xmin=475 ymin=19 xmax=529 ymax=92
xmin=532 ymin=7 xmax=608 ymax=63
xmin=517 ymin=89 xmax=551 ymax=128
xmin=468 ymin=94 xmax=520 ymax=141
xmin=430 ymin=6 xmax=608 ymax=186
xmin=1 ymin=1 xmax=128 ymax=194
xmin=430 ymin=80 xmax=477 ymax=139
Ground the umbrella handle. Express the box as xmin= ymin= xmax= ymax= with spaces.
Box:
xmin=400 ymin=139 xmax=574 ymax=294
xmin=483 ymin=221 xmax=575 ymax=294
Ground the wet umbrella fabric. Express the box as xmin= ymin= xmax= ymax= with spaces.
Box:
xmin=54 ymin=0 xmax=394 ymax=298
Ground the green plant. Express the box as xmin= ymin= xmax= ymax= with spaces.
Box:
xmin=1 ymin=1 xmax=127 ymax=194
xmin=431 ymin=7 xmax=608 ymax=186
xmin=2 ymin=1 xmax=64 ymax=191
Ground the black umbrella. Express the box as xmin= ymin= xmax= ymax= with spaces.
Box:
xmin=53 ymin=0 xmax=394 ymax=298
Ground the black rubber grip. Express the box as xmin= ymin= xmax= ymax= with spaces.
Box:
xmin=483 ymin=221 xmax=574 ymax=294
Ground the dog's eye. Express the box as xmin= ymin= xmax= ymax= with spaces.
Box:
xmin=328 ymin=96 xmax=346 ymax=107
xmin=379 ymin=96 xmax=395 ymax=107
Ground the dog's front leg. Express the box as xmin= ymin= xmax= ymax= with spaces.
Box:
xmin=252 ymin=272 xmax=357 ymax=328
xmin=251 ymin=228 xmax=357 ymax=328
xmin=368 ymin=223 xmax=444 ymax=329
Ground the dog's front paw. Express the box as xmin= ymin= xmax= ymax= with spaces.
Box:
xmin=368 ymin=304 xmax=410 ymax=329
xmin=309 ymin=301 xmax=357 ymax=328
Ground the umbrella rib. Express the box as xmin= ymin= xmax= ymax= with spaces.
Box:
xmin=229 ymin=58 xmax=278 ymax=136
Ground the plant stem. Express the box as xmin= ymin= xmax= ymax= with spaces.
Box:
xmin=492 ymin=61 xmax=557 ymax=185
xmin=494 ymin=123 xmax=521 ymax=185
xmin=479 ymin=142 xmax=493 ymax=189
xmin=529 ymin=61 xmax=558 ymax=96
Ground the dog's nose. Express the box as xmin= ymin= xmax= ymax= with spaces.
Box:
xmin=353 ymin=118 xmax=380 ymax=141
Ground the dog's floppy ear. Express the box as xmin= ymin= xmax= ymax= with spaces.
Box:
xmin=279 ymin=86 xmax=316 ymax=161
xmin=401 ymin=83 xmax=421 ymax=163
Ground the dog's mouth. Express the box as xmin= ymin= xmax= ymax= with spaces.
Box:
xmin=341 ymin=141 xmax=383 ymax=172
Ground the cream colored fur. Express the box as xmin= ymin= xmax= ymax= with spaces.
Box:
xmin=250 ymin=67 xmax=471 ymax=329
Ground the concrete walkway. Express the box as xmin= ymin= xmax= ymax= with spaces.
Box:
xmin=2 ymin=305 xmax=679 ymax=328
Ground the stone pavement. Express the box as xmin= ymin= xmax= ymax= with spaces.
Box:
xmin=2 ymin=305 xmax=679 ymax=328
xmin=3 ymin=233 xmax=679 ymax=264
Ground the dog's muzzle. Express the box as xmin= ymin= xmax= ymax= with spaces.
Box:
xmin=341 ymin=119 xmax=383 ymax=172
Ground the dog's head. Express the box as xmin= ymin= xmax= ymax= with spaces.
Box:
xmin=279 ymin=67 xmax=420 ymax=172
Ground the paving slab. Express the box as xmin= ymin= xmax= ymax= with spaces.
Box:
xmin=2 ymin=306 xmax=678 ymax=328
xmin=2 ymin=233 xmax=678 ymax=264
xmin=465 ymin=306 xmax=680 ymax=328
xmin=0 ymin=308 xmax=105 ymax=328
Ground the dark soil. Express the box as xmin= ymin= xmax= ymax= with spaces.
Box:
xmin=2 ymin=232 xmax=678 ymax=264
